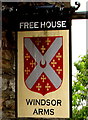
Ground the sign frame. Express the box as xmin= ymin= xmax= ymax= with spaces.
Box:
xmin=16 ymin=30 xmax=72 ymax=118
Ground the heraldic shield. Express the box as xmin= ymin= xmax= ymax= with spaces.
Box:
xmin=24 ymin=36 xmax=63 ymax=95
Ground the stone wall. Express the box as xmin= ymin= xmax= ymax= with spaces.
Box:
xmin=2 ymin=31 xmax=15 ymax=118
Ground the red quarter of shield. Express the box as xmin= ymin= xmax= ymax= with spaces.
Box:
xmin=24 ymin=36 xmax=63 ymax=95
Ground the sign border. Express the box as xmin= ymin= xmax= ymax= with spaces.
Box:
xmin=16 ymin=30 xmax=72 ymax=118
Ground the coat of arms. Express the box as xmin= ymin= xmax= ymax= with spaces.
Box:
xmin=24 ymin=36 xmax=63 ymax=95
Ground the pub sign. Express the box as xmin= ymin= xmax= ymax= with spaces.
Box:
xmin=17 ymin=5 xmax=71 ymax=118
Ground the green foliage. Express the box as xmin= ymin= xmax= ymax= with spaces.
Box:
xmin=72 ymin=54 xmax=88 ymax=119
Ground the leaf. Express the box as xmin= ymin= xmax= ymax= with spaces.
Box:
xmin=72 ymin=53 xmax=88 ymax=119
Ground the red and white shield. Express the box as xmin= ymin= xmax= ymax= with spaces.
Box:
xmin=24 ymin=36 xmax=63 ymax=95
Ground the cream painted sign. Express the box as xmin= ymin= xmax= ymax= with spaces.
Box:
xmin=17 ymin=30 xmax=70 ymax=118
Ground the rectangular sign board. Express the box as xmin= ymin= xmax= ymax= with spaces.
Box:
xmin=17 ymin=30 xmax=70 ymax=118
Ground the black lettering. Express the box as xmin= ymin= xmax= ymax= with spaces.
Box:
xmin=35 ymin=99 xmax=40 ymax=105
xmin=26 ymin=99 xmax=62 ymax=106
xmin=50 ymin=109 xmax=54 ymax=115
xmin=33 ymin=108 xmax=54 ymax=115
xmin=26 ymin=99 xmax=33 ymax=105
xmin=46 ymin=99 xmax=50 ymax=106
xmin=41 ymin=99 xmax=46 ymax=106
xmin=44 ymin=109 xmax=49 ymax=115
xmin=39 ymin=108 xmax=43 ymax=115
xmin=33 ymin=108 xmax=38 ymax=115
xmin=51 ymin=99 xmax=56 ymax=106
xmin=57 ymin=100 xmax=62 ymax=106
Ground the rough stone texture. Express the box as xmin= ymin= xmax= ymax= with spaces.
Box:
xmin=2 ymin=31 xmax=15 ymax=118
